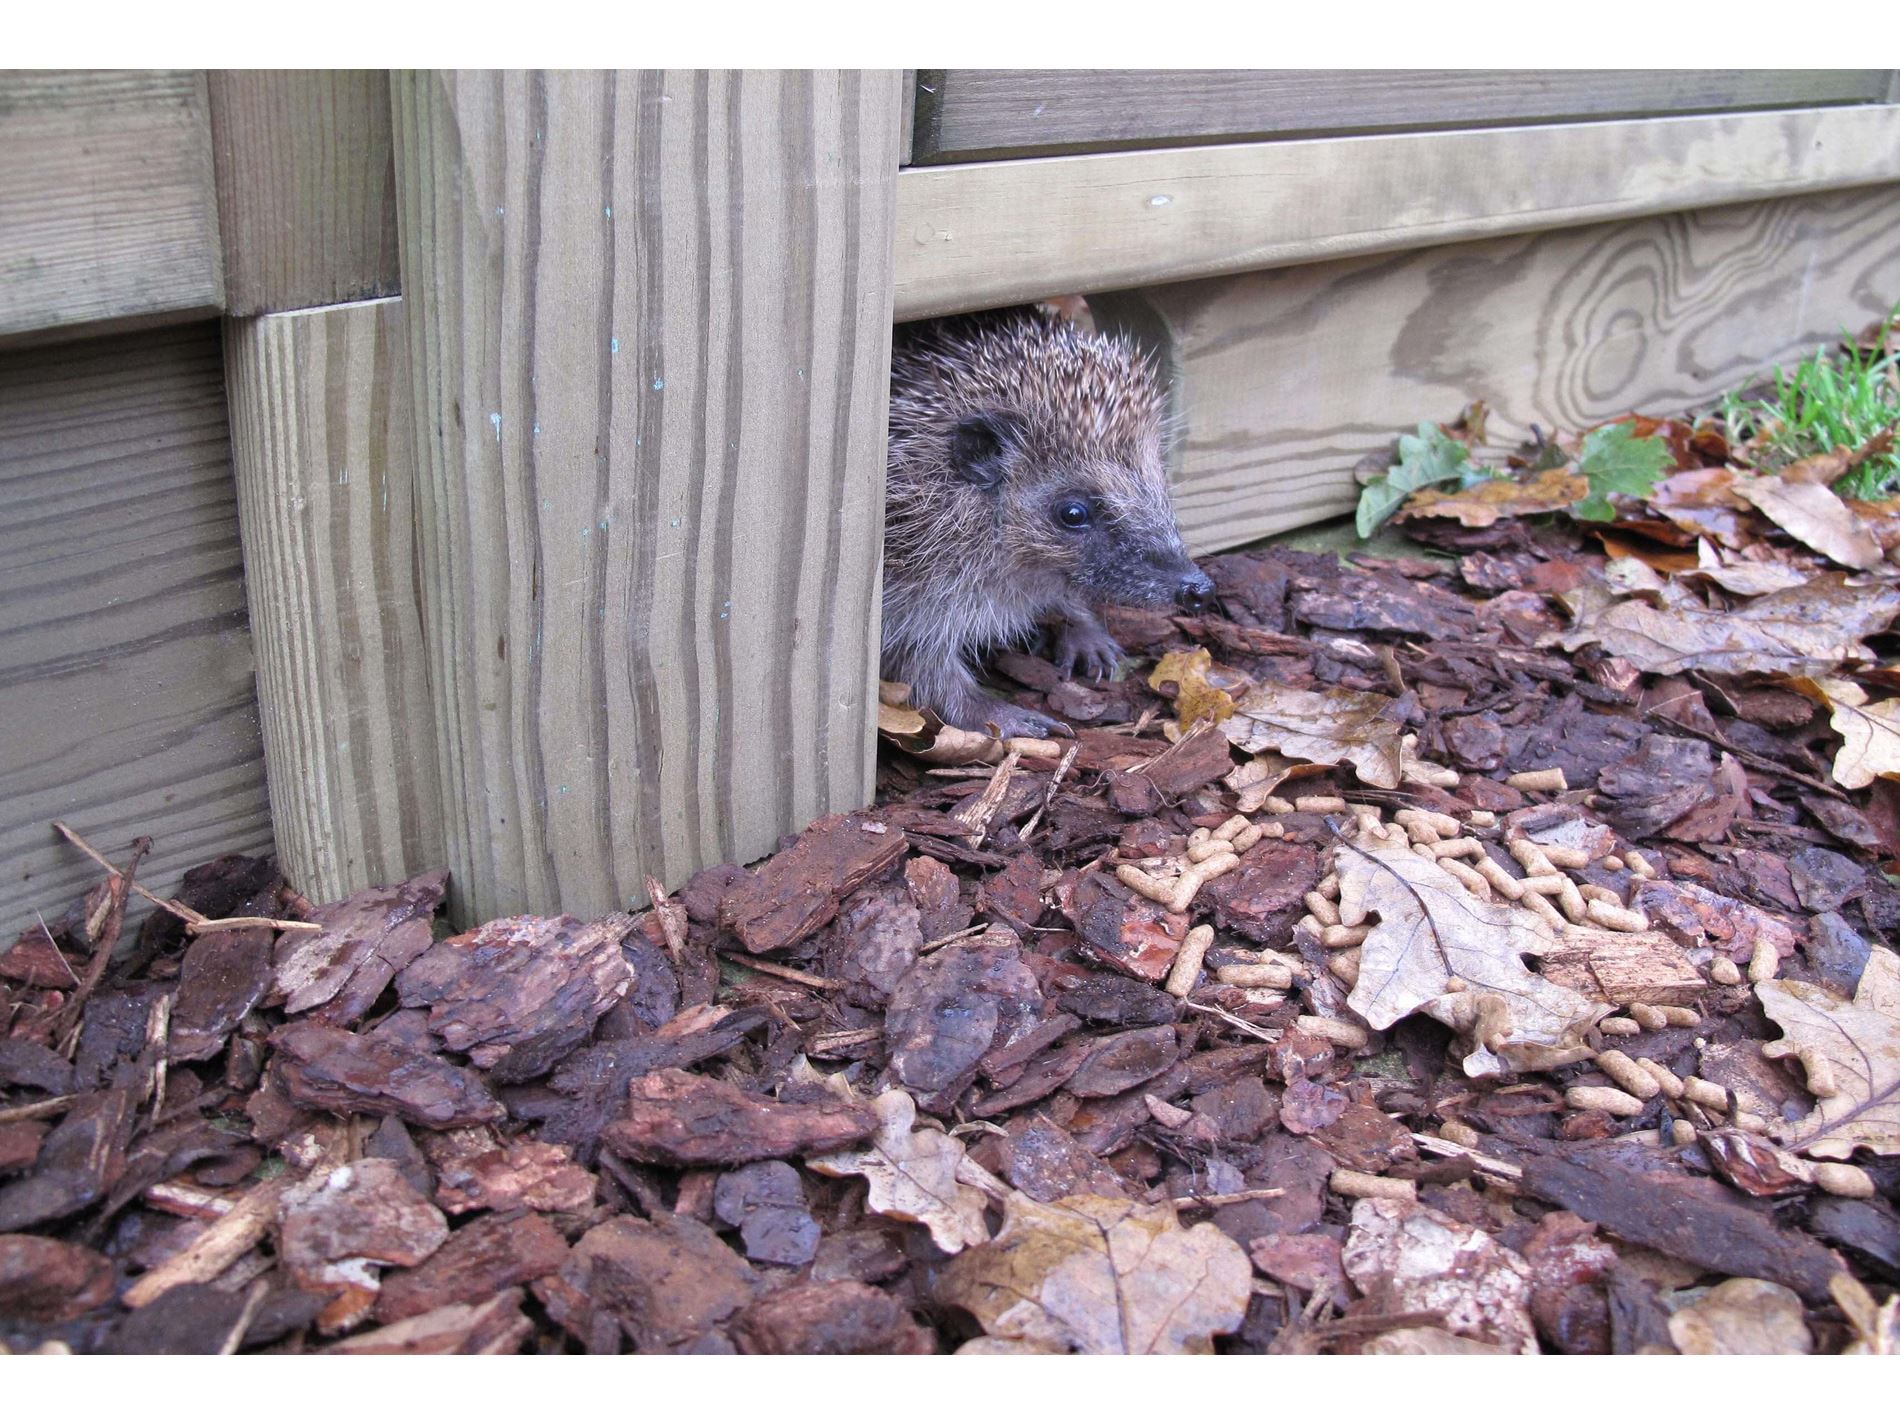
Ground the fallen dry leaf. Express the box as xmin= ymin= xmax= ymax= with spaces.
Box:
xmin=1758 ymin=945 xmax=1900 ymax=1160
xmin=1733 ymin=476 xmax=1884 ymax=571
xmin=1777 ymin=428 xmax=1896 ymax=487
xmin=1555 ymin=574 xmax=1900 ymax=677
xmin=807 ymin=1088 xmax=1000 ymax=1253
xmin=1146 ymin=647 xmax=1238 ymax=728
xmin=1337 ymin=834 xmax=1604 ymax=1076
xmin=1341 ymin=1197 xmax=1538 ymax=1353
xmin=876 ymin=701 xmax=927 ymax=737
xmin=1785 ymin=676 xmax=1900 ymax=790
xmin=1398 ymin=465 xmax=1586 ymax=528
xmin=1668 ymin=1277 xmax=1813 ymax=1354
xmin=1834 ymin=1273 xmax=1900 ymax=1355
xmin=1221 ymin=683 xmax=1405 ymax=790
xmin=936 ymin=1192 xmax=1252 ymax=1354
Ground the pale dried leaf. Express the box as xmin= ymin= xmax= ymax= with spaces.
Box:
xmin=1397 ymin=466 xmax=1586 ymax=528
xmin=1337 ymin=834 xmax=1604 ymax=1076
xmin=1221 ymin=684 xmax=1405 ymax=790
xmin=1787 ymin=676 xmax=1900 ymax=790
xmin=807 ymin=1088 xmax=997 ymax=1253
xmin=1341 ymin=1198 xmax=1537 ymax=1353
xmin=1758 ymin=946 xmax=1900 ymax=1159
xmin=1147 ymin=647 xmax=1239 ymax=728
xmin=1733 ymin=476 xmax=1883 ymax=571
xmin=936 ymin=1192 xmax=1252 ymax=1355
xmin=1555 ymin=574 xmax=1900 ymax=677
xmin=877 ymin=701 xmax=927 ymax=737
xmin=1668 ymin=1277 xmax=1813 ymax=1354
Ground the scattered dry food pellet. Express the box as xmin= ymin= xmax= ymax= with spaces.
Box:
xmin=1117 ymin=864 xmax=1177 ymax=906
xmin=1627 ymin=1003 xmax=1668 ymax=1031
xmin=1166 ymin=924 xmax=1213 ymax=998
xmin=1188 ymin=837 xmax=1236 ymax=863
xmin=1474 ymin=857 xmax=1525 ymax=899
xmin=1518 ymin=873 xmax=1571 ymax=896
xmin=1297 ymin=1015 xmax=1371 ymax=1050
xmin=1437 ymin=1121 xmax=1480 ymax=1149
xmin=1217 ymin=962 xmax=1294 ymax=990
xmin=1295 ymin=795 xmax=1347 ymax=814
xmin=1566 ymin=1085 xmax=1647 ymax=1116
xmin=1586 ymin=901 xmax=1649 ymax=933
xmin=1557 ymin=881 xmax=1589 ymax=924
xmin=1733 ymin=1110 xmax=1771 ymax=1134
xmin=1468 ymin=809 xmax=1497 ymax=828
xmin=1327 ymin=949 xmax=1361 ymax=988
xmin=1655 ymin=1005 xmax=1699 ymax=1027
xmin=1166 ymin=868 xmax=1209 ymax=915
xmin=1296 ymin=913 xmax=1325 ymax=939
xmin=1670 ymin=1117 xmax=1699 ymax=1147
xmin=1316 ymin=873 xmax=1340 ymax=899
xmin=1396 ymin=808 xmax=1460 ymax=838
xmin=1346 ymin=803 xmax=1384 ymax=831
xmin=1508 ymin=840 xmax=1559 ymax=877
xmin=1432 ymin=836 xmax=1482 ymax=860
xmin=1264 ymin=796 xmax=1296 ymax=815
xmin=1602 ymin=855 xmax=1625 ymax=872
xmin=1230 ymin=823 xmax=1267 ymax=852
xmin=1747 ymin=938 xmax=1781 ymax=984
xmin=1796 ymin=1048 xmax=1838 ymax=1099
xmin=1319 ymin=923 xmax=1368 ymax=950
xmin=1598 ymin=1016 xmax=1640 ymax=1037
xmin=1708 ymin=958 xmax=1743 ymax=986
xmin=1520 ymin=890 xmax=1567 ymax=932
xmin=1404 ymin=822 xmax=1442 ymax=845
xmin=1595 ymin=1050 xmax=1661 ymax=1100
xmin=1620 ymin=1128 xmax=1662 ymax=1145
xmin=1198 ymin=851 xmax=1240 ymax=880
xmin=1506 ymin=767 xmax=1568 ymax=793
xmin=1541 ymin=843 xmax=1593 ymax=870
xmin=1443 ymin=975 xmax=1467 ymax=993
xmin=1577 ymin=883 xmax=1621 ymax=906
xmin=1813 ymin=1163 xmax=1876 ymax=1199
xmin=1636 ymin=1057 xmax=1685 ymax=1099
xmin=1330 ymin=1169 xmax=1416 ymax=1202
xmin=1304 ymin=891 xmax=1340 ymax=927
xmin=1438 ymin=857 xmax=1492 ymax=898
xmin=1680 ymin=1077 xmax=1730 ymax=1111
xmin=1625 ymin=849 xmax=1657 ymax=879
xmin=1188 ymin=826 xmax=1211 ymax=849
xmin=1213 ymin=814 xmax=1250 ymax=842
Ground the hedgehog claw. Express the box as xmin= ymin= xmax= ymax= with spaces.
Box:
xmin=1054 ymin=624 xmax=1124 ymax=684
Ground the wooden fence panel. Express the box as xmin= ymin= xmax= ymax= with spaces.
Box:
xmin=0 ymin=70 xmax=223 ymax=340
xmin=912 ymin=69 xmax=1897 ymax=163
xmin=1091 ymin=184 xmax=1900 ymax=553
xmin=0 ymin=324 xmax=272 ymax=932
xmin=208 ymin=71 xmax=402 ymax=316
xmin=391 ymin=69 xmax=902 ymax=922
xmin=224 ymin=298 xmax=444 ymax=903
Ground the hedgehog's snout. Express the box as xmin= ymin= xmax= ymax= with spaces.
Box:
xmin=1175 ymin=568 xmax=1214 ymax=613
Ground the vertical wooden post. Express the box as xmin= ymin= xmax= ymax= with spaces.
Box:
xmin=224 ymin=298 xmax=446 ymax=901
xmin=391 ymin=70 xmax=902 ymax=922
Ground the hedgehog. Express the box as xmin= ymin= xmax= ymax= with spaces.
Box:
xmin=882 ymin=305 xmax=1213 ymax=740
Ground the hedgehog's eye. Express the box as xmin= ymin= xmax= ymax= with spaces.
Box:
xmin=1055 ymin=499 xmax=1092 ymax=530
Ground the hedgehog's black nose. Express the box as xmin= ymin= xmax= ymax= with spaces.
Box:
xmin=1176 ymin=570 xmax=1214 ymax=613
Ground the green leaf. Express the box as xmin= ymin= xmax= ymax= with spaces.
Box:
xmin=1571 ymin=493 xmax=1617 ymax=524
xmin=1356 ymin=422 xmax=1485 ymax=538
xmin=1578 ymin=423 xmax=1670 ymax=498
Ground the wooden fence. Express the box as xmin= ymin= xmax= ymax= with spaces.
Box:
xmin=5 ymin=69 xmax=1900 ymax=931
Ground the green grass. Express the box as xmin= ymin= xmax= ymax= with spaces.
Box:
xmin=1722 ymin=308 xmax=1900 ymax=499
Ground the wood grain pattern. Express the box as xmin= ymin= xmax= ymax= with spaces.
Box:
xmin=224 ymin=298 xmax=444 ymax=903
xmin=1090 ymin=184 xmax=1900 ymax=553
xmin=208 ymin=71 xmax=401 ymax=317
xmin=894 ymin=104 xmax=1900 ymax=320
xmin=912 ymin=69 xmax=1896 ymax=163
xmin=0 ymin=323 xmax=273 ymax=935
xmin=392 ymin=70 xmax=902 ymax=921
xmin=0 ymin=70 xmax=223 ymax=340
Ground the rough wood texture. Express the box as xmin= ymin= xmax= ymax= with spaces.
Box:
xmin=208 ymin=71 xmax=402 ymax=317
xmin=1090 ymin=184 xmax=1900 ymax=553
xmin=224 ymin=298 xmax=444 ymax=903
xmin=0 ymin=324 xmax=272 ymax=934
xmin=392 ymin=70 xmax=902 ymax=921
xmin=894 ymin=104 xmax=1900 ymax=320
xmin=0 ymin=70 xmax=223 ymax=340
xmin=912 ymin=69 xmax=1896 ymax=163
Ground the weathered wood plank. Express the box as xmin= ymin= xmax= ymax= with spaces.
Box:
xmin=391 ymin=70 xmax=902 ymax=921
xmin=0 ymin=324 xmax=273 ymax=934
xmin=224 ymin=298 xmax=444 ymax=902
xmin=0 ymin=70 xmax=223 ymax=340
xmin=913 ymin=69 xmax=1895 ymax=163
xmin=894 ymin=104 xmax=1900 ymax=321
xmin=1090 ymin=184 xmax=1900 ymax=554
xmin=207 ymin=71 xmax=401 ymax=317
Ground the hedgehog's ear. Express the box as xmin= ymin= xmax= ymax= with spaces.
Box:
xmin=948 ymin=412 xmax=1026 ymax=490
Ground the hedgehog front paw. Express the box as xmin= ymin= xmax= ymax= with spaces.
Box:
xmin=1053 ymin=624 xmax=1125 ymax=683
xmin=942 ymin=691 xmax=1072 ymax=742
